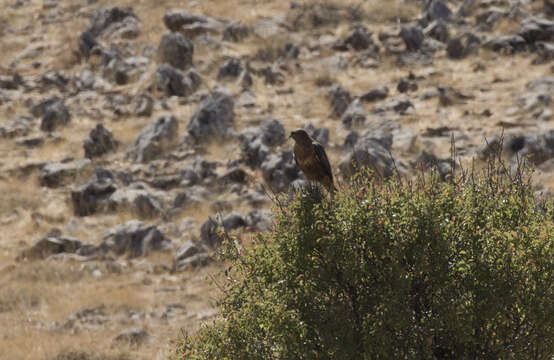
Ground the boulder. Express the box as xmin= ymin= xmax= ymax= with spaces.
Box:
xmin=261 ymin=150 xmax=301 ymax=192
xmin=186 ymin=90 xmax=234 ymax=143
xmin=333 ymin=26 xmax=374 ymax=51
xmin=31 ymin=96 xmax=71 ymax=132
xmin=341 ymin=99 xmax=366 ymax=128
xmin=338 ymin=133 xmax=396 ymax=180
xmin=173 ymin=241 xmax=211 ymax=272
xmin=108 ymin=187 xmax=163 ymax=219
xmin=360 ymin=87 xmax=389 ymax=103
xmin=98 ymin=220 xmax=172 ymax=258
xmin=83 ymin=124 xmax=119 ymax=159
xmin=88 ymin=6 xmax=140 ymax=39
xmin=158 ymin=32 xmax=194 ymax=70
xmin=71 ymin=169 xmax=118 ymax=216
xmin=217 ymin=58 xmax=243 ymax=81
xmin=18 ymin=231 xmax=82 ymax=261
xmin=156 ymin=64 xmax=202 ymax=97
xmin=400 ymin=25 xmax=424 ymax=52
xmin=127 ymin=115 xmax=178 ymax=163
xmin=40 ymin=159 xmax=92 ymax=188
xmin=222 ymin=22 xmax=250 ymax=42
xmin=328 ymin=84 xmax=352 ymax=118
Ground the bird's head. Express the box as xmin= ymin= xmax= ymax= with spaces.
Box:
xmin=289 ymin=129 xmax=312 ymax=144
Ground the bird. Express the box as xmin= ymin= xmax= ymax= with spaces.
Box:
xmin=290 ymin=129 xmax=337 ymax=193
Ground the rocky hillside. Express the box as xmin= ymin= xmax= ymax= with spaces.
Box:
xmin=0 ymin=0 xmax=552 ymax=359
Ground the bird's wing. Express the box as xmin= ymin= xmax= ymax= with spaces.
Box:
xmin=313 ymin=142 xmax=333 ymax=180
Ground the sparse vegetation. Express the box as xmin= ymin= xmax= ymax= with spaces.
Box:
xmin=177 ymin=157 xmax=554 ymax=359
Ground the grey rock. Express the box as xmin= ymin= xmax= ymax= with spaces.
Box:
xmin=341 ymin=99 xmax=366 ymax=128
xmin=447 ymin=33 xmax=480 ymax=59
xmin=200 ymin=217 xmax=221 ymax=248
xmin=78 ymin=30 xmax=99 ymax=59
xmin=486 ymin=35 xmax=527 ymax=53
xmin=127 ymin=115 xmax=178 ymax=163
xmin=100 ymin=8 xmax=139 ymax=37
xmin=223 ymin=212 xmax=248 ymax=231
xmin=423 ymin=20 xmax=449 ymax=43
xmin=40 ymin=159 xmax=92 ymax=188
xmin=71 ymin=169 xmax=117 ymax=216
xmin=114 ymin=327 xmax=151 ymax=347
xmin=338 ymin=133 xmax=395 ymax=180
xmin=422 ymin=0 xmax=451 ymax=25
xmin=108 ymin=187 xmax=163 ymax=219
xmin=333 ymin=26 xmax=374 ymax=51
xmin=261 ymin=150 xmax=301 ymax=192
xmin=156 ymin=64 xmax=201 ymax=97
xmin=360 ymin=87 xmax=389 ymax=102
xmin=99 ymin=220 xmax=172 ymax=258
xmin=30 ymin=96 xmax=70 ymax=132
xmin=223 ymin=22 xmax=250 ymax=42
xmin=89 ymin=6 xmax=140 ymax=39
xmin=400 ymin=25 xmax=424 ymax=52
xmin=158 ymin=32 xmax=194 ymax=70
xmin=173 ymin=253 xmax=211 ymax=272
xmin=240 ymin=118 xmax=285 ymax=168
xmin=0 ymin=74 xmax=22 ymax=90
xmin=163 ymin=9 xmax=210 ymax=31
xmin=219 ymin=167 xmax=248 ymax=185
xmin=18 ymin=233 xmax=82 ymax=261
xmin=246 ymin=209 xmax=272 ymax=232
xmin=328 ymin=84 xmax=352 ymax=118
xmin=217 ymin=58 xmax=243 ymax=80
xmin=134 ymin=94 xmax=153 ymax=117
xmin=518 ymin=17 xmax=554 ymax=44
xmin=84 ymin=124 xmax=119 ymax=159
xmin=0 ymin=116 xmax=32 ymax=138
xmin=186 ymin=90 xmax=234 ymax=143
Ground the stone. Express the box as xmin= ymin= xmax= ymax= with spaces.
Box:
xmin=217 ymin=58 xmax=243 ymax=80
xmin=240 ymin=118 xmax=286 ymax=168
xmin=261 ymin=150 xmax=301 ymax=192
xmin=71 ymin=169 xmax=118 ymax=216
xmin=158 ymin=32 xmax=194 ymax=70
xmin=18 ymin=233 xmax=82 ymax=261
xmin=0 ymin=116 xmax=32 ymax=138
xmin=338 ymin=133 xmax=396 ymax=180
xmin=163 ymin=10 xmax=211 ymax=31
xmin=98 ymin=220 xmax=172 ymax=258
xmin=422 ymin=0 xmax=451 ymax=25
xmin=220 ymin=167 xmax=248 ymax=185
xmin=400 ymin=25 xmax=424 ymax=52
xmin=40 ymin=159 xmax=92 ymax=188
xmin=114 ymin=328 xmax=151 ymax=347
xmin=156 ymin=65 xmax=202 ymax=97
xmin=360 ymin=87 xmax=389 ymax=103
xmin=223 ymin=22 xmax=250 ymax=42
xmin=333 ymin=26 xmax=373 ymax=51
xmin=518 ymin=17 xmax=554 ymax=44
xmin=486 ymin=35 xmax=527 ymax=54
xmin=108 ymin=187 xmax=163 ymax=219
xmin=423 ymin=20 xmax=449 ymax=43
xmin=447 ymin=33 xmax=480 ymax=59
xmin=186 ymin=90 xmax=234 ymax=143
xmin=88 ymin=6 xmax=140 ymax=39
xmin=32 ymin=97 xmax=70 ymax=132
xmin=127 ymin=116 xmax=178 ymax=163
xmin=341 ymin=99 xmax=366 ymax=128
xmin=200 ymin=217 xmax=221 ymax=248
xmin=83 ymin=124 xmax=119 ymax=159
xmin=328 ymin=84 xmax=352 ymax=118
xmin=78 ymin=30 xmax=99 ymax=59
xmin=135 ymin=94 xmax=153 ymax=117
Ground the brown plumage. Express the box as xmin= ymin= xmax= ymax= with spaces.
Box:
xmin=290 ymin=129 xmax=337 ymax=193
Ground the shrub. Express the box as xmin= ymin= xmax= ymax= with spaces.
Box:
xmin=176 ymin=159 xmax=554 ymax=359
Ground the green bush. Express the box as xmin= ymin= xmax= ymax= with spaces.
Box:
xmin=176 ymin=161 xmax=554 ymax=359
